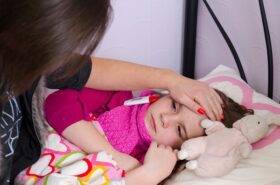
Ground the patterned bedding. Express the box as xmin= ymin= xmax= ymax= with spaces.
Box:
xmin=16 ymin=121 xmax=125 ymax=185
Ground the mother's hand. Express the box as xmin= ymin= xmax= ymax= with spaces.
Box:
xmin=167 ymin=73 xmax=223 ymax=121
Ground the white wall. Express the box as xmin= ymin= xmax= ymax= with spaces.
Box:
xmin=195 ymin=0 xmax=280 ymax=102
xmin=94 ymin=0 xmax=185 ymax=73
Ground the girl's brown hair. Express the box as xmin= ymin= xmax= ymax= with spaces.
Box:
xmin=160 ymin=89 xmax=254 ymax=184
xmin=0 ymin=0 xmax=112 ymax=104
xmin=216 ymin=89 xmax=254 ymax=127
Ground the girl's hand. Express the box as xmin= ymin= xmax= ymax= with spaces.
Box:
xmin=143 ymin=142 xmax=178 ymax=184
xmin=167 ymin=72 xmax=223 ymax=121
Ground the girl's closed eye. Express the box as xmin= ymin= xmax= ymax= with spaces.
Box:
xmin=171 ymin=100 xmax=177 ymax=112
xmin=177 ymin=125 xmax=183 ymax=139
xmin=177 ymin=124 xmax=188 ymax=140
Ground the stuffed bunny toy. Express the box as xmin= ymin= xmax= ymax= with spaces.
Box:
xmin=177 ymin=113 xmax=280 ymax=177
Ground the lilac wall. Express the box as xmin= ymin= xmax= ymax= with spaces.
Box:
xmin=95 ymin=0 xmax=184 ymax=73
xmin=195 ymin=0 xmax=280 ymax=102
xmin=93 ymin=0 xmax=279 ymax=102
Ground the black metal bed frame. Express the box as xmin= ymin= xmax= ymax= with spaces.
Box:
xmin=182 ymin=0 xmax=274 ymax=99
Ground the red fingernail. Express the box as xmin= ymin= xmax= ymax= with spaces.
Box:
xmin=220 ymin=112 xmax=224 ymax=121
xmin=121 ymin=170 xmax=126 ymax=177
xmin=149 ymin=95 xmax=159 ymax=103
xmin=90 ymin=115 xmax=97 ymax=120
xmin=197 ymin=108 xmax=205 ymax=115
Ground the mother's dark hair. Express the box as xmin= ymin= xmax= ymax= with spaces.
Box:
xmin=0 ymin=0 xmax=111 ymax=104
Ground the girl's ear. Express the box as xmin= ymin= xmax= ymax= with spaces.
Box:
xmin=265 ymin=112 xmax=280 ymax=126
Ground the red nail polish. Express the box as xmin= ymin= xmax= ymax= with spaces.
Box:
xmin=149 ymin=95 xmax=159 ymax=103
xmin=121 ymin=170 xmax=126 ymax=177
xmin=220 ymin=112 xmax=224 ymax=122
xmin=90 ymin=115 xmax=97 ymax=121
xmin=197 ymin=108 xmax=205 ymax=115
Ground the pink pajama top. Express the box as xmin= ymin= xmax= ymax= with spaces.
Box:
xmin=44 ymin=88 xmax=152 ymax=162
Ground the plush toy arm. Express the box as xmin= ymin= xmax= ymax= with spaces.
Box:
xmin=200 ymin=119 xmax=214 ymax=129
xmin=201 ymin=119 xmax=226 ymax=135
xmin=178 ymin=137 xmax=206 ymax=161
xmin=238 ymin=142 xmax=252 ymax=158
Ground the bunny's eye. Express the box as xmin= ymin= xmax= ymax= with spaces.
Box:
xmin=258 ymin=121 xmax=260 ymax=124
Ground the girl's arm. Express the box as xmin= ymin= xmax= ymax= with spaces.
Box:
xmin=63 ymin=120 xmax=177 ymax=185
xmin=85 ymin=57 xmax=223 ymax=121
xmin=62 ymin=120 xmax=140 ymax=171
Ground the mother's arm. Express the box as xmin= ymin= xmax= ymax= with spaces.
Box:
xmin=85 ymin=57 xmax=223 ymax=121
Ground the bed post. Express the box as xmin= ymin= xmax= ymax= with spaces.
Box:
xmin=182 ymin=0 xmax=199 ymax=79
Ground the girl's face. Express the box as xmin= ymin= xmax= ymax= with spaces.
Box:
xmin=144 ymin=95 xmax=206 ymax=149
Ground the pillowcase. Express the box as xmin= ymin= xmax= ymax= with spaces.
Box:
xmin=199 ymin=65 xmax=280 ymax=150
xmin=199 ymin=65 xmax=280 ymax=117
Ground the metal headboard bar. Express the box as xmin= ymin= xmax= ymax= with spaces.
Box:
xmin=259 ymin=0 xmax=274 ymax=99
xmin=182 ymin=0 xmax=199 ymax=79
xmin=182 ymin=0 xmax=274 ymax=99
xmin=203 ymin=0 xmax=247 ymax=83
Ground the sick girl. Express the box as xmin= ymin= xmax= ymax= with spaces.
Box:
xmin=41 ymin=87 xmax=253 ymax=185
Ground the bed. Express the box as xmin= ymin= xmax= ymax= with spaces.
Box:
xmin=165 ymin=1 xmax=280 ymax=184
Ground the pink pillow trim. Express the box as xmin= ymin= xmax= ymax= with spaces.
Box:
xmin=252 ymin=127 xmax=280 ymax=149
xmin=205 ymin=76 xmax=280 ymax=114
xmin=204 ymin=75 xmax=280 ymax=149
